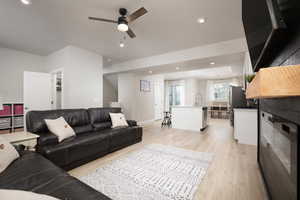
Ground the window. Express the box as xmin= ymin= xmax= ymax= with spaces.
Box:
xmin=169 ymin=84 xmax=184 ymax=106
xmin=211 ymin=82 xmax=229 ymax=102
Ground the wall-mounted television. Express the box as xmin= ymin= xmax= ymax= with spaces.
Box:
xmin=242 ymin=0 xmax=288 ymax=71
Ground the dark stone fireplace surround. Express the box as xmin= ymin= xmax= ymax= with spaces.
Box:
xmin=256 ymin=7 xmax=300 ymax=200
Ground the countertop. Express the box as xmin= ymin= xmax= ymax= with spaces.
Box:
xmin=234 ymin=108 xmax=258 ymax=112
xmin=172 ymin=105 xmax=207 ymax=108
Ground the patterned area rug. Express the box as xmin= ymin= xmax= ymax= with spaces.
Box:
xmin=80 ymin=144 xmax=213 ymax=200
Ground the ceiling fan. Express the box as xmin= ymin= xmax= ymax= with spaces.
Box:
xmin=88 ymin=7 xmax=148 ymax=38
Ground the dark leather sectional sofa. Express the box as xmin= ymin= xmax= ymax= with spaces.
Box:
xmin=0 ymin=151 xmax=112 ymax=200
xmin=0 ymin=107 xmax=142 ymax=200
xmin=26 ymin=107 xmax=143 ymax=170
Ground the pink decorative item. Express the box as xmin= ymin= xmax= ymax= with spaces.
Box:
xmin=0 ymin=105 xmax=12 ymax=116
xmin=14 ymin=105 xmax=24 ymax=115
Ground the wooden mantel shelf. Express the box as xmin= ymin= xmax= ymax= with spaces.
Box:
xmin=246 ymin=65 xmax=300 ymax=99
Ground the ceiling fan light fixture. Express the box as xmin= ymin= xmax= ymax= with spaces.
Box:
xmin=88 ymin=7 xmax=147 ymax=38
xmin=117 ymin=23 xmax=129 ymax=32
xmin=117 ymin=17 xmax=129 ymax=32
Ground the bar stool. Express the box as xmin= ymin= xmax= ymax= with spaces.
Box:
xmin=161 ymin=111 xmax=172 ymax=128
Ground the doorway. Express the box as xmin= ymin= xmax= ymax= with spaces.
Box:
xmin=51 ymin=69 xmax=63 ymax=110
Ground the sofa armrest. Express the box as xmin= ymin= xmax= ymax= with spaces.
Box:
xmin=37 ymin=133 xmax=59 ymax=146
xmin=127 ymin=120 xmax=137 ymax=127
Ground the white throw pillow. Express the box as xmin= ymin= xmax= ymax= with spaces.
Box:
xmin=45 ymin=117 xmax=75 ymax=142
xmin=0 ymin=189 xmax=60 ymax=200
xmin=0 ymin=137 xmax=19 ymax=174
xmin=109 ymin=113 xmax=129 ymax=128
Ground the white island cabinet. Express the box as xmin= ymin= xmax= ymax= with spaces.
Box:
xmin=172 ymin=106 xmax=208 ymax=131
xmin=234 ymin=108 xmax=258 ymax=145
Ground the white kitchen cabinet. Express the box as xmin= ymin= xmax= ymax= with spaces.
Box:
xmin=234 ymin=108 xmax=258 ymax=145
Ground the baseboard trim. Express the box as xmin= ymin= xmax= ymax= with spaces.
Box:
xmin=138 ymin=119 xmax=156 ymax=126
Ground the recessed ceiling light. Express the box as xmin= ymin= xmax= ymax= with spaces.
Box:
xmin=176 ymin=67 xmax=180 ymax=70
xmin=20 ymin=0 xmax=32 ymax=5
xmin=197 ymin=18 xmax=206 ymax=24
xmin=119 ymin=42 xmax=125 ymax=48
xmin=149 ymin=70 xmax=153 ymax=74
xmin=210 ymin=62 xmax=215 ymax=65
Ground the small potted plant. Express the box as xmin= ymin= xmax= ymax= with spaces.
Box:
xmin=245 ymin=74 xmax=256 ymax=83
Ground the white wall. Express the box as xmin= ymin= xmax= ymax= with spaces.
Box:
xmin=0 ymin=48 xmax=45 ymax=102
xmin=185 ymin=78 xmax=199 ymax=106
xmin=136 ymin=76 xmax=155 ymax=122
xmin=118 ymin=73 xmax=138 ymax=120
xmin=198 ymin=80 xmax=207 ymax=106
xmin=242 ymin=51 xmax=253 ymax=88
xmin=46 ymin=46 xmax=103 ymax=109
xmin=118 ymin=73 xmax=164 ymax=122
xmin=103 ymin=77 xmax=118 ymax=107
xmin=0 ymin=46 xmax=104 ymax=109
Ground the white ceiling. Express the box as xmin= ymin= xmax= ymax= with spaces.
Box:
xmin=133 ymin=52 xmax=245 ymax=78
xmin=0 ymin=0 xmax=244 ymax=64
xmin=163 ymin=66 xmax=242 ymax=80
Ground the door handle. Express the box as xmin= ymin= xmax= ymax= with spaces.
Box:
xmin=268 ymin=116 xmax=288 ymax=123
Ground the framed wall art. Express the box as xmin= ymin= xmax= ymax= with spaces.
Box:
xmin=140 ymin=80 xmax=151 ymax=92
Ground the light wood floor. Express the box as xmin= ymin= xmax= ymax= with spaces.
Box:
xmin=69 ymin=119 xmax=268 ymax=200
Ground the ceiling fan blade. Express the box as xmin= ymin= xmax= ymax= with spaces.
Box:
xmin=127 ymin=28 xmax=136 ymax=38
xmin=88 ymin=17 xmax=118 ymax=24
xmin=127 ymin=7 xmax=148 ymax=22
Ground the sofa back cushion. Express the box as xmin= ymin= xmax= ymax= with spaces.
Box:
xmin=26 ymin=109 xmax=92 ymax=135
xmin=88 ymin=108 xmax=121 ymax=131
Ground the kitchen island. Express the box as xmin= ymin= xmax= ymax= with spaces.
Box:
xmin=172 ymin=106 xmax=208 ymax=131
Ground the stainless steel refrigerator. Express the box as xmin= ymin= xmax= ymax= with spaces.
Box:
xmin=229 ymin=86 xmax=247 ymax=126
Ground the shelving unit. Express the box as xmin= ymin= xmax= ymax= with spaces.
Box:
xmin=0 ymin=103 xmax=24 ymax=134
xmin=246 ymin=65 xmax=300 ymax=99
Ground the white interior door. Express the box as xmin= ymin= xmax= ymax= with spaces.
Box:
xmin=154 ymin=81 xmax=163 ymax=120
xmin=24 ymin=71 xmax=52 ymax=113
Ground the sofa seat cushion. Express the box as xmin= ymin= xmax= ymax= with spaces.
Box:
xmin=34 ymin=175 xmax=111 ymax=200
xmin=67 ymin=132 xmax=110 ymax=164
xmin=0 ymin=152 xmax=65 ymax=191
xmin=0 ymin=152 xmax=111 ymax=200
xmin=38 ymin=132 xmax=110 ymax=167
xmin=108 ymin=127 xmax=140 ymax=149
xmin=38 ymin=133 xmax=59 ymax=146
